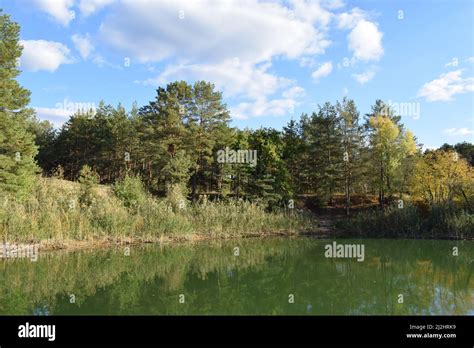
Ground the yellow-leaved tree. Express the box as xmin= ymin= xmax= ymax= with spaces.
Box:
xmin=411 ymin=150 xmax=473 ymax=210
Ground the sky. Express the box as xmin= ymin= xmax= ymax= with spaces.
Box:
xmin=1 ymin=0 xmax=473 ymax=148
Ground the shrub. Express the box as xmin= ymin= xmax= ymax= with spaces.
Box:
xmin=78 ymin=165 xmax=99 ymax=207
xmin=336 ymin=202 xmax=473 ymax=239
xmin=113 ymin=175 xmax=148 ymax=212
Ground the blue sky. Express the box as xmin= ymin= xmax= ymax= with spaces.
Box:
xmin=2 ymin=0 xmax=473 ymax=148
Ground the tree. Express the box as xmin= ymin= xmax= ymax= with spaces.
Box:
xmin=138 ymin=82 xmax=191 ymax=192
xmin=186 ymin=81 xmax=231 ymax=200
xmin=366 ymin=105 xmax=417 ymax=208
xmin=27 ymin=117 xmax=56 ymax=175
xmin=337 ymin=98 xmax=363 ymax=215
xmin=0 ymin=10 xmax=39 ymax=198
xmin=78 ymin=165 xmax=99 ymax=207
xmin=306 ymin=102 xmax=343 ymax=204
xmin=282 ymin=118 xmax=305 ymax=196
xmin=412 ymin=150 xmax=473 ymax=210
xmin=439 ymin=142 xmax=474 ymax=166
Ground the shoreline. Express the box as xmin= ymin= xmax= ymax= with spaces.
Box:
xmin=1 ymin=224 xmax=471 ymax=258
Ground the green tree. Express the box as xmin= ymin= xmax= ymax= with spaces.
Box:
xmin=139 ymin=81 xmax=192 ymax=190
xmin=412 ymin=150 xmax=473 ymax=209
xmin=439 ymin=142 xmax=474 ymax=166
xmin=282 ymin=118 xmax=305 ymax=195
xmin=0 ymin=10 xmax=39 ymax=198
xmin=186 ymin=81 xmax=231 ymax=200
xmin=366 ymin=104 xmax=417 ymax=208
xmin=78 ymin=165 xmax=99 ymax=207
xmin=337 ymin=98 xmax=363 ymax=215
xmin=306 ymin=102 xmax=343 ymax=204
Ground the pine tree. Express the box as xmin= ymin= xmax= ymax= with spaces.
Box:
xmin=186 ymin=81 xmax=230 ymax=200
xmin=282 ymin=118 xmax=304 ymax=195
xmin=138 ymin=81 xmax=192 ymax=193
xmin=0 ymin=10 xmax=39 ymax=198
xmin=337 ymin=98 xmax=363 ymax=215
xmin=307 ymin=103 xmax=343 ymax=204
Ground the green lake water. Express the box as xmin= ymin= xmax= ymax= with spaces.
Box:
xmin=0 ymin=238 xmax=472 ymax=315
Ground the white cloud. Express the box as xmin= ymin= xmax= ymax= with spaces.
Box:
xmin=282 ymin=86 xmax=306 ymax=99
xmin=352 ymin=68 xmax=376 ymax=84
xmin=337 ymin=8 xmax=383 ymax=62
xmin=289 ymin=0 xmax=333 ymax=27
xmin=79 ymin=0 xmax=115 ymax=16
xmin=312 ymin=61 xmax=333 ymax=80
xmin=299 ymin=57 xmax=317 ymax=68
xmin=98 ymin=0 xmax=373 ymax=118
xmin=71 ymin=33 xmax=94 ymax=59
xmin=32 ymin=0 xmax=76 ymax=26
xmin=34 ymin=107 xmax=72 ymax=127
xmin=443 ymin=128 xmax=474 ymax=136
xmin=348 ymin=19 xmax=383 ymax=61
xmin=20 ymin=40 xmax=73 ymax=72
xmin=342 ymin=87 xmax=349 ymax=96
xmin=138 ymin=59 xmax=304 ymax=119
xmin=141 ymin=60 xmax=291 ymax=99
xmin=337 ymin=8 xmax=367 ymax=29
xmin=417 ymin=69 xmax=474 ymax=102
xmin=321 ymin=0 xmax=345 ymax=10
xmin=230 ymin=97 xmax=299 ymax=120
xmin=98 ymin=0 xmax=331 ymax=65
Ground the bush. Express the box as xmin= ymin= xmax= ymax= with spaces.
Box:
xmin=113 ymin=175 xmax=148 ymax=212
xmin=78 ymin=165 xmax=99 ymax=207
xmin=336 ymin=202 xmax=473 ymax=239
xmin=424 ymin=204 xmax=473 ymax=239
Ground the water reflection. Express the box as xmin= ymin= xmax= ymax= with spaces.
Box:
xmin=0 ymin=238 xmax=472 ymax=315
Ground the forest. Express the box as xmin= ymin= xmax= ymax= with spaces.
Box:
xmin=1 ymin=9 xmax=473 ymax=246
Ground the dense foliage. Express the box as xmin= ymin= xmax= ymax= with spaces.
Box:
xmin=0 ymin=9 xmax=472 ymax=242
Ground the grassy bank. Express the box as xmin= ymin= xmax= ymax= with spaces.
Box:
xmin=335 ymin=204 xmax=473 ymax=240
xmin=0 ymin=178 xmax=316 ymax=249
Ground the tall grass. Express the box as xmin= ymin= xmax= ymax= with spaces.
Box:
xmin=335 ymin=203 xmax=473 ymax=239
xmin=0 ymin=178 xmax=314 ymax=244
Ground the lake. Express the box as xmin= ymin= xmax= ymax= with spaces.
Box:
xmin=0 ymin=238 xmax=472 ymax=315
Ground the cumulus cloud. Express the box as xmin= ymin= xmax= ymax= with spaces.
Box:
xmin=20 ymin=40 xmax=73 ymax=72
xmin=34 ymin=107 xmax=72 ymax=127
xmin=140 ymin=60 xmax=291 ymax=99
xmin=32 ymin=0 xmax=75 ymax=26
xmin=95 ymin=0 xmax=371 ymax=118
xmin=98 ymin=0 xmax=331 ymax=65
xmin=100 ymin=0 xmax=332 ymax=119
xmin=230 ymin=97 xmax=299 ymax=120
xmin=336 ymin=8 xmax=383 ymax=63
xmin=348 ymin=20 xmax=383 ymax=61
xmin=417 ymin=69 xmax=474 ymax=102
xmin=137 ymin=59 xmax=303 ymax=119
xmin=71 ymin=33 xmax=94 ymax=59
xmin=312 ymin=61 xmax=333 ymax=80
xmin=337 ymin=7 xmax=367 ymax=29
xmin=282 ymin=86 xmax=306 ymax=99
xmin=79 ymin=0 xmax=115 ymax=16
xmin=443 ymin=128 xmax=474 ymax=136
xmin=352 ymin=67 xmax=376 ymax=84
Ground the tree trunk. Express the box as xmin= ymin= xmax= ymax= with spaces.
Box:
xmin=379 ymin=160 xmax=384 ymax=209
